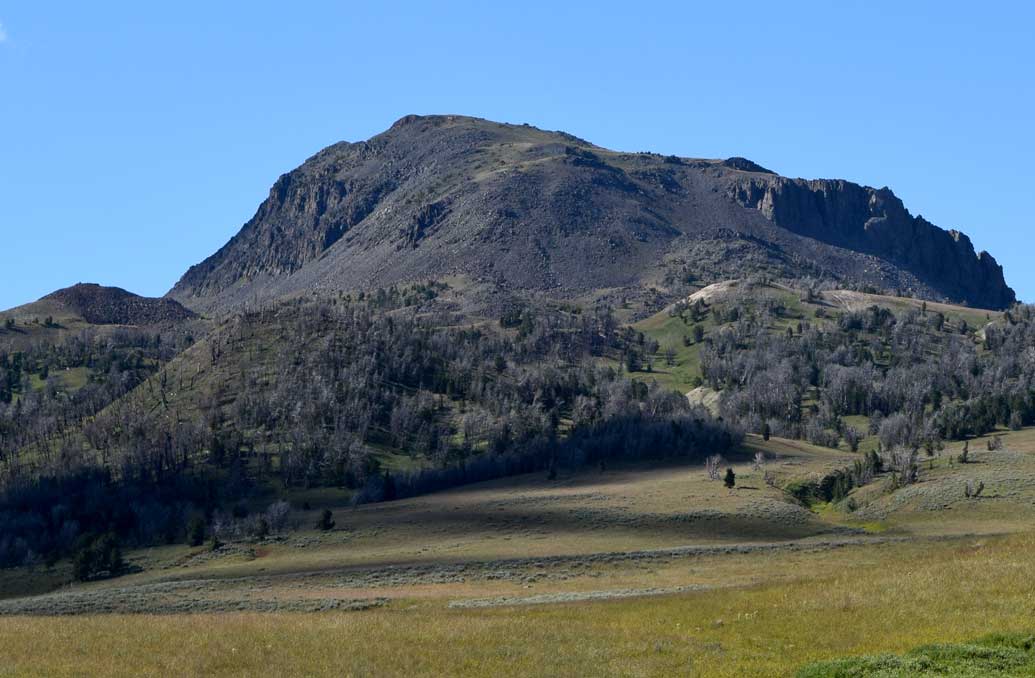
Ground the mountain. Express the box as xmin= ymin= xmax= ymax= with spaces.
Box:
xmin=168 ymin=114 xmax=1014 ymax=311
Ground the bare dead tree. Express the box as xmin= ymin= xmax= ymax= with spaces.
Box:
xmin=705 ymin=454 xmax=724 ymax=481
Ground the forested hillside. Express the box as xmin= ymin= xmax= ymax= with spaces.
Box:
xmin=4 ymin=273 xmax=1034 ymax=575
xmin=0 ymin=284 xmax=737 ymax=569
xmin=627 ymin=279 xmax=1035 ymax=498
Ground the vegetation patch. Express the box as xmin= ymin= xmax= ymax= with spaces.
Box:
xmin=797 ymin=633 xmax=1035 ymax=677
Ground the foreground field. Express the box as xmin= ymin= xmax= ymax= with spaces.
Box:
xmin=1 ymin=533 xmax=1033 ymax=676
xmin=3 ymin=430 xmax=1035 ymax=675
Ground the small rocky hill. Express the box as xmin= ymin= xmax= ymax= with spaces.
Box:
xmin=40 ymin=283 xmax=196 ymax=325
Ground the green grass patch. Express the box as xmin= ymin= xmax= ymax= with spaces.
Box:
xmin=797 ymin=633 xmax=1035 ymax=677
xmin=631 ymin=310 xmax=707 ymax=392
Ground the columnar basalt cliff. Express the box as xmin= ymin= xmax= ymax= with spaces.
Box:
xmin=168 ymin=115 xmax=1015 ymax=311
xmin=726 ymin=177 xmax=1013 ymax=309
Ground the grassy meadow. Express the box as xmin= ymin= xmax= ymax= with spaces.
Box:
xmin=1 ymin=532 xmax=1033 ymax=676
xmin=3 ymin=426 xmax=1035 ymax=675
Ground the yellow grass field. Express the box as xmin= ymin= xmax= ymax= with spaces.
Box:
xmin=3 ymin=430 xmax=1035 ymax=676
xmin=1 ymin=533 xmax=1033 ymax=677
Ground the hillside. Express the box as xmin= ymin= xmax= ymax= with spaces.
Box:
xmin=3 ymin=217 xmax=1034 ymax=678
xmin=632 ymin=279 xmax=1003 ymax=395
xmin=0 ymin=284 xmax=198 ymax=354
xmin=4 ymin=275 xmax=1031 ymax=573
xmin=167 ymin=114 xmax=1015 ymax=313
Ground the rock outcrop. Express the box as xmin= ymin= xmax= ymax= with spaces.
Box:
xmin=726 ymin=176 xmax=1013 ymax=309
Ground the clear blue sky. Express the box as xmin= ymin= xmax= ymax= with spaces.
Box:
xmin=1 ymin=2 xmax=1032 ymax=309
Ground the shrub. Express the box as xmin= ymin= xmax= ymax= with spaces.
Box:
xmin=265 ymin=500 xmax=291 ymax=533
xmin=890 ymin=447 xmax=919 ymax=485
xmin=878 ymin=414 xmax=913 ymax=451
xmin=72 ymin=533 xmax=123 ymax=582
xmin=186 ymin=516 xmax=206 ymax=547
xmin=210 ymin=500 xmax=292 ymax=542
xmin=805 ymin=419 xmax=840 ymax=449
xmin=785 ymin=479 xmax=821 ymax=506
xmin=254 ymin=517 xmax=270 ymax=540
xmin=843 ymin=426 xmax=862 ymax=452
xmin=317 ymin=509 xmax=335 ymax=531
xmin=796 ymin=632 xmax=1035 ymax=677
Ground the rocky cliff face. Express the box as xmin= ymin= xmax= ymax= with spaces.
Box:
xmin=168 ymin=115 xmax=1015 ymax=311
xmin=726 ymin=177 xmax=1014 ymax=309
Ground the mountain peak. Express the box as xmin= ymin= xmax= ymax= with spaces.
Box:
xmin=167 ymin=116 xmax=1015 ymax=312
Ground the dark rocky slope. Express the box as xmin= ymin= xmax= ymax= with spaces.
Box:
xmin=43 ymin=283 xmax=196 ymax=325
xmin=168 ymin=115 xmax=1014 ymax=311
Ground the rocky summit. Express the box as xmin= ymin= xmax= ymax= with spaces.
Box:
xmin=167 ymin=115 xmax=1014 ymax=312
